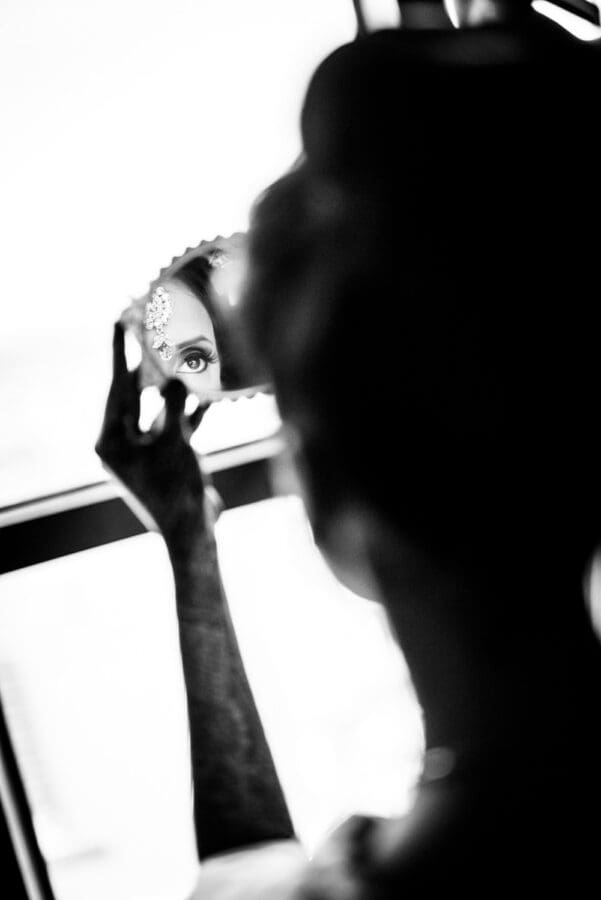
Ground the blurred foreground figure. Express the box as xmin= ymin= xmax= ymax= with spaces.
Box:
xmin=98 ymin=3 xmax=601 ymax=897
xmin=240 ymin=4 xmax=601 ymax=896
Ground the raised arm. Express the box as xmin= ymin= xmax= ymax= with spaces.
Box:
xmin=96 ymin=323 xmax=295 ymax=860
xmin=167 ymin=504 xmax=295 ymax=858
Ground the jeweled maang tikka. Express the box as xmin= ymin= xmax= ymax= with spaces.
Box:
xmin=144 ymin=249 xmax=232 ymax=362
xmin=144 ymin=285 xmax=174 ymax=361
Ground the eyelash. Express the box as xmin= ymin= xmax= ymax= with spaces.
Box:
xmin=175 ymin=347 xmax=219 ymax=375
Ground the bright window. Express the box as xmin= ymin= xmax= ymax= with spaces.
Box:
xmin=0 ymin=6 xmax=430 ymax=896
xmin=0 ymin=0 xmax=355 ymax=507
xmin=0 ymin=496 xmax=423 ymax=900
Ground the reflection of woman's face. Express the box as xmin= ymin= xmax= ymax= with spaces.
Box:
xmin=144 ymin=277 xmax=221 ymax=398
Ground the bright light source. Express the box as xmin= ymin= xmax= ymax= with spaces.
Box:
xmin=358 ymin=0 xmax=401 ymax=30
xmin=534 ymin=1 xmax=601 ymax=39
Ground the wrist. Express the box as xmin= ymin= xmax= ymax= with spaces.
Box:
xmin=159 ymin=487 xmax=206 ymax=542
xmin=165 ymin=517 xmax=218 ymax=576
xmin=164 ymin=514 xmax=211 ymax=562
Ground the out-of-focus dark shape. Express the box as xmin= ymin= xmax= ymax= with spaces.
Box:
xmin=353 ymin=0 xmax=452 ymax=32
xmin=397 ymin=0 xmax=453 ymax=28
xmin=241 ymin=14 xmax=601 ymax=891
xmin=300 ymin=15 xmax=599 ymax=183
xmin=247 ymin=16 xmax=601 ymax=557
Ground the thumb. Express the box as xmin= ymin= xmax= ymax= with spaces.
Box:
xmin=161 ymin=379 xmax=187 ymax=440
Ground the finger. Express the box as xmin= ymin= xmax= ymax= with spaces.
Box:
xmin=108 ymin=324 xmax=138 ymax=416
xmin=188 ymin=401 xmax=210 ymax=432
xmin=99 ymin=326 xmax=140 ymax=442
xmin=148 ymin=405 xmax=167 ymax=436
xmin=180 ymin=401 xmax=210 ymax=443
xmin=126 ymin=365 xmax=142 ymax=431
xmin=161 ymin=378 xmax=187 ymax=441
xmin=204 ymin=484 xmax=225 ymax=523
xmin=112 ymin=321 xmax=128 ymax=382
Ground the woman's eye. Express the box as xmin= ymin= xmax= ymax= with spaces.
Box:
xmin=176 ymin=350 xmax=214 ymax=374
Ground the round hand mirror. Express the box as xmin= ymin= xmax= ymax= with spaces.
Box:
xmin=122 ymin=232 xmax=268 ymax=403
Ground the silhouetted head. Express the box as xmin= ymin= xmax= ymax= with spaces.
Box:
xmin=243 ymin=24 xmax=601 ymax=596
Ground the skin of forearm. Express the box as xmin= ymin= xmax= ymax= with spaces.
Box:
xmin=166 ymin=525 xmax=296 ymax=860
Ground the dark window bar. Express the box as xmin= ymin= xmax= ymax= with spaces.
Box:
xmin=0 ymin=697 xmax=56 ymax=900
xmin=0 ymin=440 xmax=281 ymax=575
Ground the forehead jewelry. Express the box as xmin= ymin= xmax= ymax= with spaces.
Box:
xmin=208 ymin=247 xmax=230 ymax=269
xmin=144 ymin=285 xmax=174 ymax=361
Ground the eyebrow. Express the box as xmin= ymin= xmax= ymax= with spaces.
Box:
xmin=174 ymin=334 xmax=214 ymax=351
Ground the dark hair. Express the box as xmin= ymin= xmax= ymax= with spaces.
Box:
xmin=243 ymin=27 xmax=601 ymax=566
xmin=173 ymin=255 xmax=248 ymax=390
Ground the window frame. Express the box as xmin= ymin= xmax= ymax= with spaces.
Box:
xmin=0 ymin=698 xmax=56 ymax=900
